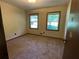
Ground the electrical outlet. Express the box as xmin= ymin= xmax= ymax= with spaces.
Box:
xmin=43 ymin=32 xmax=45 ymax=34
xmin=14 ymin=33 xmax=16 ymax=35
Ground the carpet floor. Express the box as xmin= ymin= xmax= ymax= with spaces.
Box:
xmin=7 ymin=34 xmax=64 ymax=59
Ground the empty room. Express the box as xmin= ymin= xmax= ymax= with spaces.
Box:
xmin=0 ymin=0 xmax=79 ymax=59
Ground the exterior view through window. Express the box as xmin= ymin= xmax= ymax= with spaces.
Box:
xmin=30 ymin=14 xmax=38 ymax=29
xmin=47 ymin=12 xmax=60 ymax=31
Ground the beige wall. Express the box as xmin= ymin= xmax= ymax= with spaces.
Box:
xmin=26 ymin=4 xmax=67 ymax=39
xmin=1 ymin=1 xmax=27 ymax=40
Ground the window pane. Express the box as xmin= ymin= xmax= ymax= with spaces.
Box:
xmin=47 ymin=12 xmax=60 ymax=30
xmin=30 ymin=15 xmax=38 ymax=29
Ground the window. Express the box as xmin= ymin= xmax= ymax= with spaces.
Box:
xmin=47 ymin=12 xmax=60 ymax=31
xmin=29 ymin=14 xmax=39 ymax=29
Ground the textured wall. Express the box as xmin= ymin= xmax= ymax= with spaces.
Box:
xmin=26 ymin=4 xmax=67 ymax=39
xmin=1 ymin=1 xmax=26 ymax=40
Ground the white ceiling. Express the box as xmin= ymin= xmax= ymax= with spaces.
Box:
xmin=3 ymin=0 xmax=69 ymax=10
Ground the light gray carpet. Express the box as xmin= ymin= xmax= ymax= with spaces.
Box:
xmin=7 ymin=34 xmax=64 ymax=59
